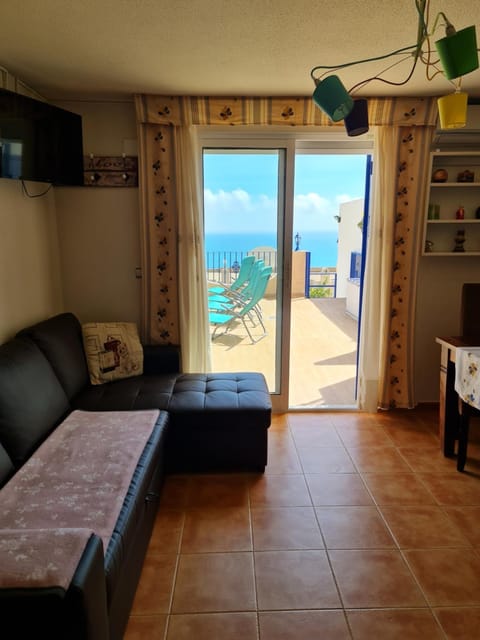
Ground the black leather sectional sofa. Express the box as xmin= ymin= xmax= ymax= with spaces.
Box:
xmin=0 ymin=312 xmax=271 ymax=639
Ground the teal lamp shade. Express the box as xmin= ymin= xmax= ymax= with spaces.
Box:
xmin=435 ymin=25 xmax=479 ymax=80
xmin=312 ymin=75 xmax=354 ymax=122
xmin=344 ymin=99 xmax=369 ymax=136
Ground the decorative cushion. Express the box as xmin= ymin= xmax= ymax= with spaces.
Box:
xmin=82 ymin=322 xmax=143 ymax=385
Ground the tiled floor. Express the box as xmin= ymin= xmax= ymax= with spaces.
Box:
xmin=125 ymin=407 xmax=480 ymax=639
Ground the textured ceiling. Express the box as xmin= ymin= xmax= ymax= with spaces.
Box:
xmin=1 ymin=0 xmax=479 ymax=101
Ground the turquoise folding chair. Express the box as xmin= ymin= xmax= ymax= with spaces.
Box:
xmin=208 ymin=265 xmax=271 ymax=313
xmin=209 ymin=268 xmax=271 ymax=343
xmin=209 ymin=260 xmax=266 ymax=306
xmin=208 ymin=255 xmax=255 ymax=296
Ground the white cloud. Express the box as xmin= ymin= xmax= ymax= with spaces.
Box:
xmin=204 ymin=189 xmax=358 ymax=234
xmin=204 ymin=188 xmax=276 ymax=234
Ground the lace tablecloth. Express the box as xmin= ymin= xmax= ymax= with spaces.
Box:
xmin=454 ymin=347 xmax=480 ymax=410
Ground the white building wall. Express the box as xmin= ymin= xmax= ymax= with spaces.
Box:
xmin=336 ymin=198 xmax=364 ymax=299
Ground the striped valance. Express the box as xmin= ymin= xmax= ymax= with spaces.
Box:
xmin=135 ymin=94 xmax=438 ymax=127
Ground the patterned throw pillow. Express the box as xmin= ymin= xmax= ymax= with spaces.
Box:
xmin=82 ymin=322 xmax=143 ymax=385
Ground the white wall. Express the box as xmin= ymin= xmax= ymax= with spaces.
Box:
xmin=0 ymin=178 xmax=63 ymax=342
xmin=0 ymin=90 xmax=141 ymax=342
xmin=414 ymin=256 xmax=480 ymax=402
xmin=336 ymin=198 xmax=363 ymax=298
xmin=53 ymin=100 xmax=141 ymax=325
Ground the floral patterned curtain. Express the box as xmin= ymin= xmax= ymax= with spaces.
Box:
xmin=135 ymin=94 xmax=437 ymax=407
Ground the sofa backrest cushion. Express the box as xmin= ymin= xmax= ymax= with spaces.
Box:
xmin=17 ymin=313 xmax=90 ymax=400
xmin=0 ymin=338 xmax=70 ymax=468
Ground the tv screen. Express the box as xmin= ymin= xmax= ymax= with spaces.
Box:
xmin=0 ymin=88 xmax=84 ymax=186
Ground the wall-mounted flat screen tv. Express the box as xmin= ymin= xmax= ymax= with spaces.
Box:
xmin=0 ymin=88 xmax=84 ymax=186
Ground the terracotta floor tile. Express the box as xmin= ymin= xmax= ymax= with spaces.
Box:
xmin=346 ymin=608 xmax=444 ymax=639
xmin=148 ymin=508 xmax=185 ymax=555
xmin=396 ymin=444 xmax=458 ymax=473
xmin=329 ymin=549 xmax=426 ymax=608
xmin=375 ymin=411 xmax=433 ymax=430
xmin=130 ymin=554 xmax=177 ymax=614
xmin=249 ymin=474 xmax=312 ymax=507
xmin=186 ymin=475 xmax=249 ymax=508
xmin=254 ymin=550 xmax=341 ymax=610
xmin=251 ymin=506 xmax=323 ymax=550
xmin=335 ymin=425 xmax=395 ymax=448
xmin=418 ymin=473 xmax=480 ymax=506
xmin=291 ymin=426 xmax=344 ymax=447
xmin=404 ymin=548 xmax=480 ymax=606
xmin=347 ymin=446 xmax=411 ymax=473
xmin=434 ymin=607 xmax=480 ymax=640
xmin=382 ymin=425 xmax=438 ymax=448
xmin=443 ymin=506 xmax=480 ymax=546
xmin=296 ymin=446 xmax=356 ymax=473
xmin=124 ymin=614 xmax=168 ymax=639
xmin=160 ymin=476 xmax=191 ymax=508
xmin=289 ymin=422 xmax=342 ymax=447
xmin=316 ymin=506 xmax=396 ymax=549
xmin=287 ymin=412 xmax=336 ymax=428
xmin=330 ymin=413 xmax=380 ymax=429
xmin=305 ymin=473 xmax=374 ymax=506
xmin=128 ymin=408 xmax=480 ymax=636
xmin=379 ymin=505 xmax=470 ymax=548
xmin=270 ymin=413 xmax=289 ymax=430
xmin=361 ymin=473 xmax=436 ymax=505
xmin=166 ymin=612 xmax=258 ymax=640
xmin=265 ymin=433 xmax=303 ymax=474
xmin=258 ymin=610 xmax=351 ymax=640
xmin=181 ymin=506 xmax=251 ymax=553
xmin=172 ymin=552 xmax=256 ymax=613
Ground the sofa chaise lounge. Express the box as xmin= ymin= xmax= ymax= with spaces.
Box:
xmin=0 ymin=312 xmax=271 ymax=639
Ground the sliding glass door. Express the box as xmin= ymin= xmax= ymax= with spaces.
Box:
xmin=200 ymin=130 xmax=373 ymax=412
xmin=202 ymin=138 xmax=295 ymax=411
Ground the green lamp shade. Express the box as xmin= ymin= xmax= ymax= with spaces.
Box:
xmin=344 ymin=99 xmax=369 ymax=136
xmin=437 ymin=91 xmax=468 ymax=129
xmin=312 ymin=75 xmax=354 ymax=122
xmin=435 ymin=25 xmax=479 ymax=80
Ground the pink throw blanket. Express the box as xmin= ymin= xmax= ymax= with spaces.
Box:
xmin=0 ymin=409 xmax=159 ymax=589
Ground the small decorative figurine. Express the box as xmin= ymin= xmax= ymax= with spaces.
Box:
xmin=456 ymin=205 xmax=465 ymax=220
xmin=457 ymin=170 xmax=474 ymax=182
xmin=432 ymin=168 xmax=448 ymax=182
xmin=453 ymin=229 xmax=466 ymax=253
xmin=425 ymin=240 xmax=434 ymax=253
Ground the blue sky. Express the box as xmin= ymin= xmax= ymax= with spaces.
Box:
xmin=203 ymin=152 xmax=367 ymax=234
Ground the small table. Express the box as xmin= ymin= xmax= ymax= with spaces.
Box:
xmin=435 ymin=336 xmax=480 ymax=457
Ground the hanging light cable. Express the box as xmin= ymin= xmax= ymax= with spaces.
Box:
xmin=309 ymin=0 xmax=479 ymax=134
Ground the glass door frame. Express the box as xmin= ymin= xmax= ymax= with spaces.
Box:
xmin=199 ymin=126 xmax=374 ymax=413
xmin=199 ymin=129 xmax=295 ymax=412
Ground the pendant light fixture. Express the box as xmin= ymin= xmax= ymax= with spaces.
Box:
xmin=309 ymin=0 xmax=479 ymax=135
xmin=437 ymin=90 xmax=468 ymax=129
xmin=312 ymin=76 xmax=354 ymax=121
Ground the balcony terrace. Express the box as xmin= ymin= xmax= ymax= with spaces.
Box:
xmin=207 ymin=251 xmax=358 ymax=408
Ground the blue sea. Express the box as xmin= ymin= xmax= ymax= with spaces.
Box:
xmin=205 ymin=231 xmax=338 ymax=268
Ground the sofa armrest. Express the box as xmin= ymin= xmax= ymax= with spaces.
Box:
xmin=143 ymin=344 xmax=181 ymax=375
xmin=0 ymin=534 xmax=108 ymax=640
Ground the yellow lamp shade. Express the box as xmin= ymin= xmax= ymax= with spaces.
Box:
xmin=437 ymin=92 xmax=468 ymax=129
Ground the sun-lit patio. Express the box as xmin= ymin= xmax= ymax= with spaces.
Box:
xmin=209 ymin=294 xmax=358 ymax=409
